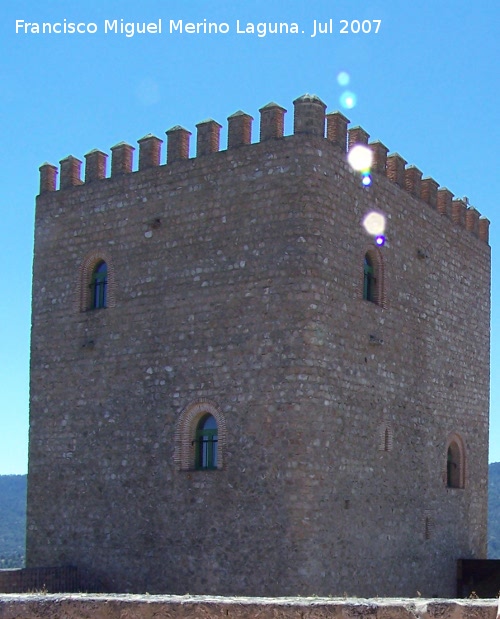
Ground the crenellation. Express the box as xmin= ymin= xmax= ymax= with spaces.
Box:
xmin=369 ymin=141 xmax=389 ymax=174
xmin=259 ymin=102 xmax=286 ymax=141
xmin=59 ymin=155 xmax=83 ymax=189
xmin=37 ymin=94 xmax=489 ymax=243
xmin=110 ymin=142 xmax=134 ymax=176
xmin=478 ymin=216 xmax=490 ymax=243
xmin=326 ymin=111 xmax=349 ymax=151
xmin=452 ymin=199 xmax=467 ymax=228
xmin=227 ymin=111 xmax=253 ymax=148
xmin=420 ymin=177 xmax=439 ymax=209
xmin=404 ymin=165 xmax=422 ymax=198
xmin=166 ymin=125 xmax=191 ymax=163
xmin=137 ymin=134 xmax=163 ymax=170
xmin=196 ymin=119 xmax=222 ymax=156
xmin=386 ymin=153 xmax=407 ymax=188
xmin=465 ymin=206 xmax=480 ymax=235
xmin=84 ymin=149 xmax=107 ymax=183
xmin=437 ymin=187 xmax=454 ymax=217
xmin=293 ymin=93 xmax=326 ymax=136
xmin=348 ymin=126 xmax=370 ymax=150
xmin=39 ymin=162 xmax=58 ymax=193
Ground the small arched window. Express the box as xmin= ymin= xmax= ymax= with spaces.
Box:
xmin=90 ymin=261 xmax=108 ymax=309
xmin=446 ymin=435 xmax=465 ymax=489
xmin=175 ymin=399 xmax=226 ymax=471
xmin=361 ymin=247 xmax=385 ymax=307
xmin=195 ymin=414 xmax=218 ymax=470
xmin=76 ymin=251 xmax=115 ymax=313
xmin=363 ymin=254 xmax=376 ymax=302
xmin=447 ymin=443 xmax=461 ymax=488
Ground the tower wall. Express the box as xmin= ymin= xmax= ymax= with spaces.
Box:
xmin=27 ymin=96 xmax=490 ymax=596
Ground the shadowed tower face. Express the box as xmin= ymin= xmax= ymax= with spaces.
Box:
xmin=27 ymin=94 xmax=490 ymax=597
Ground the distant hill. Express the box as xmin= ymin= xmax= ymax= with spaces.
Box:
xmin=1 ymin=467 xmax=500 ymax=568
xmin=488 ymin=462 xmax=500 ymax=558
xmin=0 ymin=475 xmax=26 ymax=568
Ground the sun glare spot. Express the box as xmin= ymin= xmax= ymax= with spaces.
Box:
xmin=340 ymin=91 xmax=357 ymax=110
xmin=362 ymin=212 xmax=386 ymax=236
xmin=337 ymin=71 xmax=350 ymax=87
xmin=347 ymin=145 xmax=373 ymax=172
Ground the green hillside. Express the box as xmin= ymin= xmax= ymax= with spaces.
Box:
xmin=1 ymin=467 xmax=500 ymax=568
xmin=0 ymin=475 xmax=26 ymax=568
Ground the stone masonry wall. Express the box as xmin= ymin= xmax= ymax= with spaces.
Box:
xmin=0 ymin=595 xmax=498 ymax=619
xmin=27 ymin=95 xmax=490 ymax=598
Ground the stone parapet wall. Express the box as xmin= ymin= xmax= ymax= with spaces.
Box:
xmin=0 ymin=595 xmax=498 ymax=619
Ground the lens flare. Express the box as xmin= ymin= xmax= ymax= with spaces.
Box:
xmin=340 ymin=91 xmax=357 ymax=110
xmin=362 ymin=173 xmax=372 ymax=186
xmin=337 ymin=71 xmax=350 ymax=87
xmin=375 ymin=235 xmax=386 ymax=246
xmin=362 ymin=212 xmax=386 ymax=236
xmin=347 ymin=145 xmax=373 ymax=172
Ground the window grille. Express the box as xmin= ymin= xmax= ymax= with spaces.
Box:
xmin=194 ymin=414 xmax=218 ymax=470
xmin=90 ymin=261 xmax=108 ymax=309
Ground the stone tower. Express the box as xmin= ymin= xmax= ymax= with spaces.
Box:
xmin=26 ymin=94 xmax=490 ymax=597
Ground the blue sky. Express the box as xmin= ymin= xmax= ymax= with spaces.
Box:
xmin=0 ymin=0 xmax=498 ymax=474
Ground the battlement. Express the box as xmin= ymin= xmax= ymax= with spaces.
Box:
xmin=38 ymin=93 xmax=489 ymax=244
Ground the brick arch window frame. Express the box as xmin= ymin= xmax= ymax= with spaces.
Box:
xmin=75 ymin=250 xmax=117 ymax=312
xmin=361 ymin=245 xmax=386 ymax=308
xmin=175 ymin=399 xmax=227 ymax=471
xmin=445 ymin=432 xmax=466 ymax=489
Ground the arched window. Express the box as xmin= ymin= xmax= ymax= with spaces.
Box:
xmin=446 ymin=435 xmax=465 ymax=489
xmin=174 ymin=399 xmax=226 ymax=471
xmin=447 ymin=443 xmax=461 ymax=488
xmin=76 ymin=251 xmax=115 ymax=313
xmin=361 ymin=247 xmax=385 ymax=307
xmin=90 ymin=261 xmax=108 ymax=309
xmin=195 ymin=414 xmax=218 ymax=470
xmin=363 ymin=254 xmax=376 ymax=302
